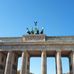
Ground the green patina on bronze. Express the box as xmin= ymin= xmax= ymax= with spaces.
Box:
xmin=26 ymin=21 xmax=44 ymax=35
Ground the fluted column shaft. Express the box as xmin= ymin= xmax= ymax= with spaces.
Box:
xmin=41 ymin=51 xmax=47 ymax=74
xmin=4 ymin=51 xmax=14 ymax=74
xmin=56 ymin=51 xmax=62 ymax=74
xmin=20 ymin=51 xmax=30 ymax=74
xmin=0 ymin=52 xmax=6 ymax=74
xmin=11 ymin=53 xmax=18 ymax=74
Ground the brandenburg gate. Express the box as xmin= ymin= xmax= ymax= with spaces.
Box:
xmin=0 ymin=23 xmax=74 ymax=74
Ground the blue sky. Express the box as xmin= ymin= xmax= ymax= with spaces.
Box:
xmin=0 ymin=0 xmax=74 ymax=74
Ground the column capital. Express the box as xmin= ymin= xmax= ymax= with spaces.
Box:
xmin=56 ymin=50 xmax=61 ymax=52
xmin=42 ymin=51 xmax=46 ymax=54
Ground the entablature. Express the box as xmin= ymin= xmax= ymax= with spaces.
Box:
xmin=0 ymin=35 xmax=74 ymax=43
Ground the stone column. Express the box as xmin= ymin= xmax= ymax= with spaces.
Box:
xmin=20 ymin=51 xmax=30 ymax=74
xmin=69 ymin=51 xmax=74 ymax=74
xmin=11 ymin=53 xmax=18 ymax=74
xmin=4 ymin=51 xmax=14 ymax=74
xmin=0 ymin=52 xmax=6 ymax=74
xmin=56 ymin=51 xmax=62 ymax=74
xmin=41 ymin=51 xmax=47 ymax=74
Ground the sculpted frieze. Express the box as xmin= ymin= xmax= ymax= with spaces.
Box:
xmin=23 ymin=35 xmax=45 ymax=42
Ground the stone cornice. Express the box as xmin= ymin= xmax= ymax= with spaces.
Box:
xmin=0 ymin=42 xmax=74 ymax=46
